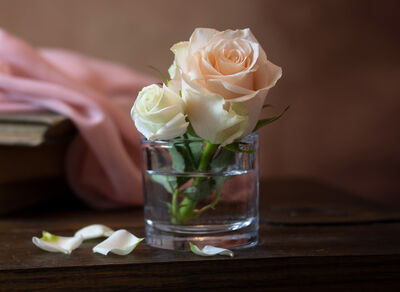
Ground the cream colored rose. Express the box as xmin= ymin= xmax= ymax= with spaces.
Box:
xmin=131 ymin=84 xmax=188 ymax=140
xmin=171 ymin=28 xmax=282 ymax=145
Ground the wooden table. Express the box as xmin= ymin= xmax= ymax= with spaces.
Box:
xmin=1 ymin=178 xmax=400 ymax=291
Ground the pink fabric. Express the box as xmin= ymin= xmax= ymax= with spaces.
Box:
xmin=0 ymin=29 xmax=157 ymax=208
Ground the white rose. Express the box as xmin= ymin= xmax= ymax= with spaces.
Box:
xmin=171 ymin=28 xmax=282 ymax=145
xmin=131 ymin=84 xmax=188 ymax=140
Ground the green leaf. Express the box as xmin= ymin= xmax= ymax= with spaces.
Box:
xmin=187 ymin=141 xmax=203 ymax=167
xmin=214 ymin=176 xmax=227 ymax=196
xmin=224 ymin=142 xmax=256 ymax=154
xmin=168 ymin=141 xmax=201 ymax=188
xmin=148 ymin=65 xmax=168 ymax=84
xmin=151 ymin=175 xmax=177 ymax=193
xmin=253 ymin=105 xmax=290 ymax=132
xmin=168 ymin=144 xmax=187 ymax=172
xmin=183 ymin=179 xmax=215 ymax=201
xmin=170 ymin=138 xmax=203 ymax=171
xmin=263 ymin=104 xmax=273 ymax=108
xmin=210 ymin=148 xmax=235 ymax=172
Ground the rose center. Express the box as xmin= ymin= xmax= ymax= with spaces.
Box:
xmin=226 ymin=49 xmax=241 ymax=63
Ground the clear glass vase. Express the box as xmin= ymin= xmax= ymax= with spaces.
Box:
xmin=141 ymin=134 xmax=259 ymax=251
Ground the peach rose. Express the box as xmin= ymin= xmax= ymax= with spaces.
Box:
xmin=170 ymin=28 xmax=282 ymax=145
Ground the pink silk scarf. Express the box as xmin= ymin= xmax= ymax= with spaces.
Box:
xmin=0 ymin=29 xmax=157 ymax=208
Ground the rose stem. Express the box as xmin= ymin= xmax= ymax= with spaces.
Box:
xmin=177 ymin=140 xmax=219 ymax=223
xmin=171 ymin=188 xmax=179 ymax=222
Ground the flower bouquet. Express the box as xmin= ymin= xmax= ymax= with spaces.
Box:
xmin=131 ymin=28 xmax=286 ymax=250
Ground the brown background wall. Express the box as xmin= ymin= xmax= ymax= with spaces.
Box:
xmin=0 ymin=0 xmax=399 ymax=203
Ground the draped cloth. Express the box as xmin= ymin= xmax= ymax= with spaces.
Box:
xmin=0 ymin=29 xmax=156 ymax=208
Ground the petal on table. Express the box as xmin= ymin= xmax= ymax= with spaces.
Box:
xmin=74 ymin=224 xmax=114 ymax=240
xmin=189 ymin=242 xmax=234 ymax=257
xmin=32 ymin=231 xmax=83 ymax=254
xmin=92 ymin=229 xmax=144 ymax=256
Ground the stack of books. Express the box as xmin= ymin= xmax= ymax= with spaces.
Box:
xmin=0 ymin=113 xmax=75 ymax=214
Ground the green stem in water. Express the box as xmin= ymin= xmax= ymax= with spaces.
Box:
xmin=171 ymin=189 xmax=179 ymax=216
xmin=195 ymin=190 xmax=222 ymax=216
xmin=197 ymin=141 xmax=219 ymax=172
xmin=176 ymin=141 xmax=218 ymax=224
xmin=176 ymin=197 xmax=197 ymax=223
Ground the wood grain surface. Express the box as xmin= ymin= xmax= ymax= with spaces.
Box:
xmin=1 ymin=179 xmax=399 ymax=291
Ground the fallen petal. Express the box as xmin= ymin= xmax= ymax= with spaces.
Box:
xmin=92 ymin=229 xmax=144 ymax=256
xmin=189 ymin=242 xmax=234 ymax=257
xmin=74 ymin=224 xmax=114 ymax=240
xmin=32 ymin=231 xmax=83 ymax=254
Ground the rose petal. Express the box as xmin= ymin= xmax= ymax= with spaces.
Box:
xmin=189 ymin=242 xmax=234 ymax=257
xmin=207 ymin=77 xmax=281 ymax=137
xmin=133 ymin=113 xmax=160 ymax=139
xmin=213 ymin=28 xmax=258 ymax=46
xmin=167 ymin=61 xmax=182 ymax=93
xmin=74 ymin=224 xmax=114 ymax=240
xmin=168 ymin=60 xmax=178 ymax=80
xmin=151 ymin=112 xmax=189 ymax=140
xmin=92 ymin=229 xmax=144 ymax=256
xmin=241 ymin=88 xmax=270 ymax=136
xmin=182 ymin=76 xmax=248 ymax=145
xmin=32 ymin=231 xmax=83 ymax=254
xmin=188 ymin=28 xmax=219 ymax=53
xmin=254 ymin=59 xmax=282 ymax=90
xmin=171 ymin=41 xmax=191 ymax=77
xmin=157 ymin=84 xmax=185 ymax=113
xmin=167 ymin=78 xmax=181 ymax=94
xmin=199 ymin=52 xmax=220 ymax=75
xmin=205 ymin=77 xmax=254 ymax=99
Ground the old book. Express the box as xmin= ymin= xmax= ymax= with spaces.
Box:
xmin=0 ymin=112 xmax=74 ymax=146
xmin=0 ymin=112 xmax=75 ymax=215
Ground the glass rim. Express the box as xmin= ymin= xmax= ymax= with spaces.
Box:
xmin=140 ymin=133 xmax=258 ymax=145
